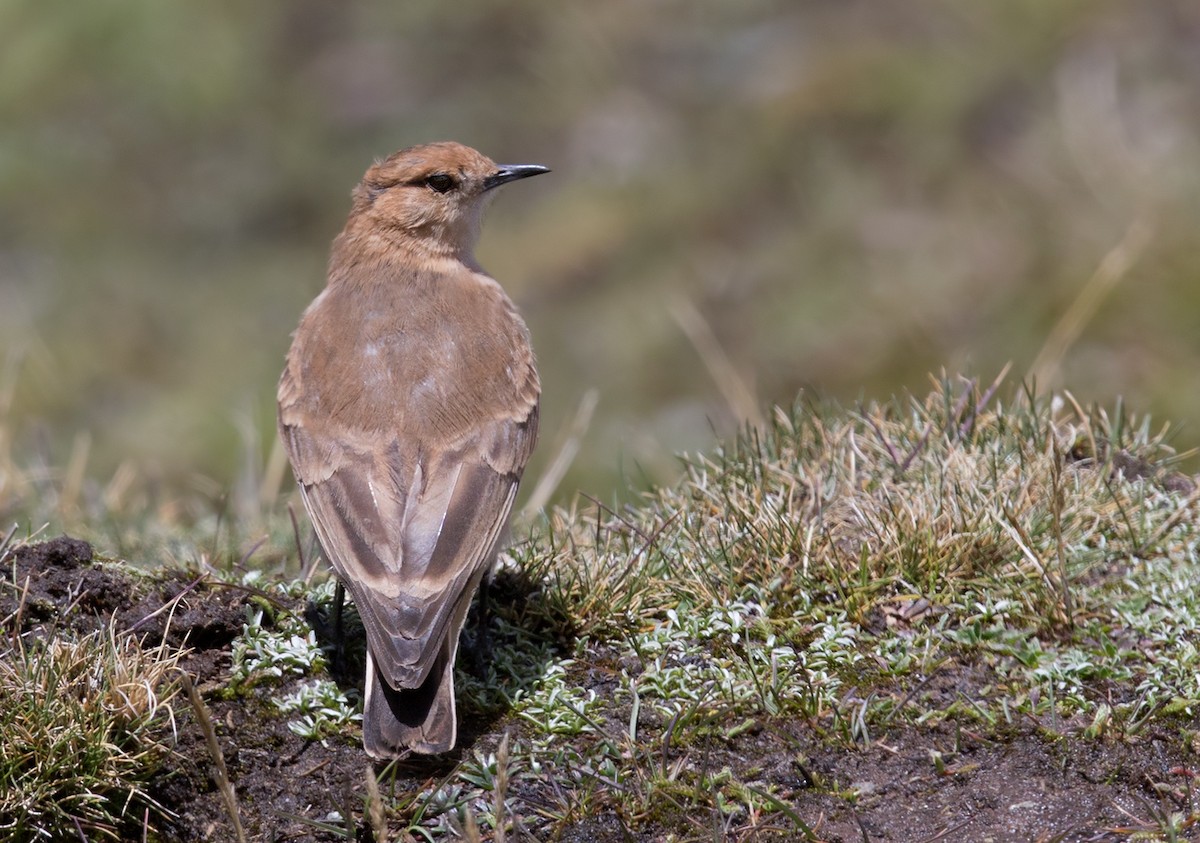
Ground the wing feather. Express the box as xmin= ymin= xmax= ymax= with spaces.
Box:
xmin=277 ymin=264 xmax=539 ymax=748
xmin=281 ymin=372 xmax=538 ymax=689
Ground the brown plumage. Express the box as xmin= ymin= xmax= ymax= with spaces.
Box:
xmin=277 ymin=142 xmax=547 ymax=756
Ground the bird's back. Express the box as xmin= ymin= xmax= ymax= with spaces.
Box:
xmin=285 ymin=260 xmax=537 ymax=442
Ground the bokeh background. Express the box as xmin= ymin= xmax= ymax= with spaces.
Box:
xmin=3 ymin=1 xmax=1200 ymax=536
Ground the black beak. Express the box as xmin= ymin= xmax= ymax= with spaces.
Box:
xmin=483 ymin=164 xmax=550 ymax=192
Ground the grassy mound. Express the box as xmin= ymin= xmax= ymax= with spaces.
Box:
xmin=3 ymin=375 xmax=1200 ymax=840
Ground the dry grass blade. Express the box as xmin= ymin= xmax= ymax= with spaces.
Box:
xmin=1028 ymin=217 xmax=1153 ymax=388
xmin=523 ymin=388 xmax=598 ymax=515
xmin=993 ymin=505 xmax=1059 ymax=607
xmin=671 ymin=293 xmax=764 ymax=428
xmin=0 ymin=522 xmax=17 ymax=567
xmin=59 ymin=431 xmax=91 ymax=517
xmin=124 ymin=573 xmax=206 ymax=636
xmin=494 ymin=731 xmax=511 ymax=843
xmin=181 ymin=671 xmax=246 ymax=843
xmin=958 ymin=363 xmax=1011 ymax=440
xmin=1061 ymin=391 xmax=1099 ymax=467
xmin=259 ymin=434 xmax=289 ymax=514
xmin=460 ymin=802 xmax=482 ymax=843
xmin=1049 ymin=447 xmax=1074 ymax=630
xmin=364 ymin=765 xmax=386 ymax=840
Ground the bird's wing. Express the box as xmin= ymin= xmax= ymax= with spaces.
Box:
xmin=279 ymin=359 xmax=539 ymax=691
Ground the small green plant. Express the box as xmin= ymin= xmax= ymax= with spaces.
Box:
xmin=275 ymin=679 xmax=361 ymax=740
xmin=227 ymin=581 xmax=328 ymax=691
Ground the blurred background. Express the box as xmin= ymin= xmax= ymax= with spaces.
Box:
xmin=2 ymin=1 xmax=1200 ymax=549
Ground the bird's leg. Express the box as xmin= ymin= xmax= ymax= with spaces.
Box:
xmin=467 ymin=574 xmax=493 ymax=679
xmin=332 ymin=579 xmax=346 ymax=674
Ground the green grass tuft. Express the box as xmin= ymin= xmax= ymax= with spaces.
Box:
xmin=0 ymin=628 xmax=182 ymax=840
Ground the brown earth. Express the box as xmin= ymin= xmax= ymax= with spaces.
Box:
xmin=2 ymin=536 xmax=1195 ymax=841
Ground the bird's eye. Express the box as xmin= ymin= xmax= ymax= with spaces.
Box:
xmin=425 ymin=173 xmax=455 ymax=194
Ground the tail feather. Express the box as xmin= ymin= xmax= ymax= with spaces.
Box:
xmin=359 ymin=561 xmax=490 ymax=757
xmin=362 ymin=644 xmax=456 ymax=757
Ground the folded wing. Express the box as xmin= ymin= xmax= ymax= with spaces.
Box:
xmin=282 ymin=384 xmax=536 ymax=687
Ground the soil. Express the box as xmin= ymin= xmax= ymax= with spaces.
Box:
xmin=3 ymin=536 xmax=1195 ymax=842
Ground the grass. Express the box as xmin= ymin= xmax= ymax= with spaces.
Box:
xmin=0 ymin=625 xmax=183 ymax=839
xmin=370 ymin=372 xmax=1200 ymax=839
xmin=3 ymin=371 xmax=1200 ymax=838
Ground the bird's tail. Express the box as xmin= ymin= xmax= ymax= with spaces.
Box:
xmin=362 ymin=643 xmax=456 ymax=757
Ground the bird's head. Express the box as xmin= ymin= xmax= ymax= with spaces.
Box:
xmin=349 ymin=142 xmax=549 ymax=260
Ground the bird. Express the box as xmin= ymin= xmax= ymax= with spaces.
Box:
xmin=277 ymin=142 xmax=547 ymax=756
